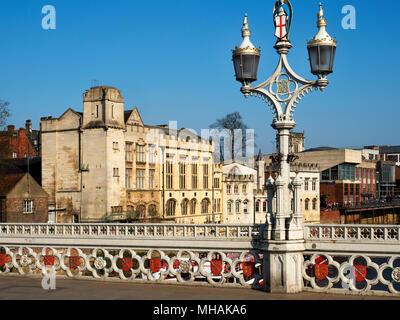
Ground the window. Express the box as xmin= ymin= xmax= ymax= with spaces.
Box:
xmin=201 ymin=199 xmax=210 ymax=214
xmin=136 ymin=169 xmax=145 ymax=189
xmin=388 ymin=154 xmax=398 ymax=162
xmin=234 ymin=184 xmax=239 ymax=194
xmin=136 ymin=145 xmax=146 ymax=163
xmin=227 ymin=201 xmax=232 ymax=214
xmin=235 ymin=201 xmax=241 ymax=213
xmin=125 ymin=143 xmax=132 ymax=161
xmin=191 ymin=164 xmax=198 ymax=189
xmin=179 ymin=162 xmax=186 ymax=189
xmin=113 ymin=142 xmax=119 ymax=150
xmin=149 ymin=169 xmax=155 ymax=189
xmin=166 ymin=161 xmax=173 ymax=189
xmin=148 ymin=145 xmax=155 ymax=164
xmin=203 ymin=164 xmax=209 ymax=189
xmin=305 ymin=199 xmax=310 ymax=211
xmin=242 ymin=184 xmax=247 ymax=194
xmin=304 ymin=179 xmax=309 ymax=191
xmin=312 ymin=179 xmax=317 ymax=191
xmin=111 ymin=206 xmax=122 ymax=213
xmin=263 ymin=201 xmax=267 ymax=212
xmin=126 ymin=168 xmax=132 ymax=189
xmin=243 ymin=200 xmax=248 ymax=214
xmin=113 ymin=168 xmax=119 ymax=177
xmin=190 ymin=199 xmax=196 ymax=215
xmin=111 ymin=104 xmax=114 ymax=118
xmin=136 ymin=205 xmax=145 ymax=218
xmin=166 ymin=199 xmax=176 ymax=216
xmin=312 ymin=198 xmax=317 ymax=210
xmin=12 ymin=152 xmax=16 ymax=159
xmin=148 ymin=204 xmax=157 ymax=217
xmin=23 ymin=200 xmax=33 ymax=214
xmin=95 ymin=105 xmax=99 ymax=118
xmin=255 ymin=201 xmax=260 ymax=212
xmin=213 ymin=178 xmax=220 ymax=189
xmin=226 ymin=184 xmax=231 ymax=194
xmin=181 ymin=199 xmax=189 ymax=215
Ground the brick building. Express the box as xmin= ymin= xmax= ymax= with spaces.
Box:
xmin=0 ymin=124 xmax=37 ymax=159
xmin=0 ymin=162 xmax=48 ymax=222
xmin=295 ymin=147 xmax=377 ymax=207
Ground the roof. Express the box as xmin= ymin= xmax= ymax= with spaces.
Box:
xmin=0 ymin=173 xmax=25 ymax=196
xmin=223 ymin=163 xmax=256 ymax=175
xmin=379 ymin=146 xmax=400 ymax=154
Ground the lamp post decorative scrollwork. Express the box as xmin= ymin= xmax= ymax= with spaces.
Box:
xmin=232 ymin=1 xmax=337 ymax=241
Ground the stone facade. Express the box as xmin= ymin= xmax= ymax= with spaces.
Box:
xmin=41 ymin=86 xmax=222 ymax=223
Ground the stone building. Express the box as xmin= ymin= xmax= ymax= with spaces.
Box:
xmin=221 ymin=162 xmax=259 ymax=224
xmin=263 ymin=161 xmax=321 ymax=224
xmin=41 ymin=86 xmax=222 ymax=223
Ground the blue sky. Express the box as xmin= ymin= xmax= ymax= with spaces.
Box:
xmin=0 ymin=0 xmax=398 ymax=154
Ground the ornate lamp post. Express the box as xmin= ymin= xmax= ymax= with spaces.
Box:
xmin=232 ymin=1 xmax=336 ymax=241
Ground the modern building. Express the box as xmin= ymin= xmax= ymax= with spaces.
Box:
xmin=376 ymin=160 xmax=396 ymax=198
xmin=295 ymin=147 xmax=377 ymax=206
xmin=41 ymin=86 xmax=222 ymax=223
xmin=379 ymin=145 xmax=400 ymax=166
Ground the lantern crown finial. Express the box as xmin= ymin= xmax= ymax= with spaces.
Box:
xmin=317 ymin=3 xmax=327 ymax=28
xmin=242 ymin=13 xmax=250 ymax=38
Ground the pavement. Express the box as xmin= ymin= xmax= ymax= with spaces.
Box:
xmin=0 ymin=274 xmax=398 ymax=300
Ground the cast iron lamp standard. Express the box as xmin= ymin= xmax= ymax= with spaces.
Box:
xmin=232 ymin=1 xmax=336 ymax=241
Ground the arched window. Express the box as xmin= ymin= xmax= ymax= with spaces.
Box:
xmin=305 ymin=198 xmax=310 ymax=211
xmin=262 ymin=201 xmax=267 ymax=212
xmin=148 ymin=204 xmax=157 ymax=217
xmin=243 ymin=200 xmax=248 ymax=214
xmin=181 ymin=199 xmax=189 ymax=216
xmin=242 ymin=184 xmax=247 ymax=194
xmin=201 ymin=198 xmax=210 ymax=214
xmin=255 ymin=201 xmax=260 ymax=212
xmin=312 ymin=198 xmax=317 ymax=210
xmin=136 ymin=205 xmax=145 ymax=218
xmin=227 ymin=201 xmax=232 ymax=214
xmin=235 ymin=200 xmax=241 ymax=213
xmin=166 ymin=199 xmax=176 ymax=216
xmin=234 ymin=185 xmax=239 ymax=194
xmin=190 ymin=199 xmax=196 ymax=215
xmin=227 ymin=184 xmax=231 ymax=194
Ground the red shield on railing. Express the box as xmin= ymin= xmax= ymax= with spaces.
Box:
xmin=150 ymin=258 xmax=161 ymax=273
xmin=354 ymin=265 xmax=367 ymax=282
xmin=121 ymin=257 xmax=133 ymax=272
xmin=69 ymin=256 xmax=79 ymax=270
xmin=44 ymin=255 xmax=54 ymax=266
xmin=242 ymin=262 xmax=255 ymax=277
xmin=314 ymin=263 xmax=328 ymax=280
xmin=0 ymin=253 xmax=7 ymax=267
xmin=211 ymin=259 xmax=223 ymax=276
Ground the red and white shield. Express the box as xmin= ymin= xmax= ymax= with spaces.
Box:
xmin=275 ymin=13 xmax=288 ymax=39
xmin=242 ymin=262 xmax=255 ymax=277
xmin=121 ymin=257 xmax=133 ymax=272
xmin=0 ymin=253 xmax=7 ymax=267
xmin=353 ymin=265 xmax=367 ymax=282
xmin=314 ymin=263 xmax=328 ymax=280
xmin=150 ymin=258 xmax=161 ymax=273
xmin=69 ymin=256 xmax=79 ymax=270
xmin=44 ymin=255 xmax=54 ymax=266
xmin=210 ymin=259 xmax=223 ymax=276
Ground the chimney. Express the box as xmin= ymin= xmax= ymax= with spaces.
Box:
xmin=7 ymin=125 xmax=14 ymax=132
xmin=26 ymin=120 xmax=32 ymax=133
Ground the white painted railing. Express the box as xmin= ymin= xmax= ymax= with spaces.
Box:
xmin=304 ymin=224 xmax=400 ymax=242
xmin=0 ymin=223 xmax=263 ymax=240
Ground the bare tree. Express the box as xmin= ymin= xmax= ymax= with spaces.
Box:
xmin=210 ymin=112 xmax=255 ymax=164
xmin=0 ymin=100 xmax=10 ymax=130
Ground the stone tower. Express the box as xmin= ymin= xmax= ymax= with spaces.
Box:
xmin=81 ymin=86 xmax=126 ymax=221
